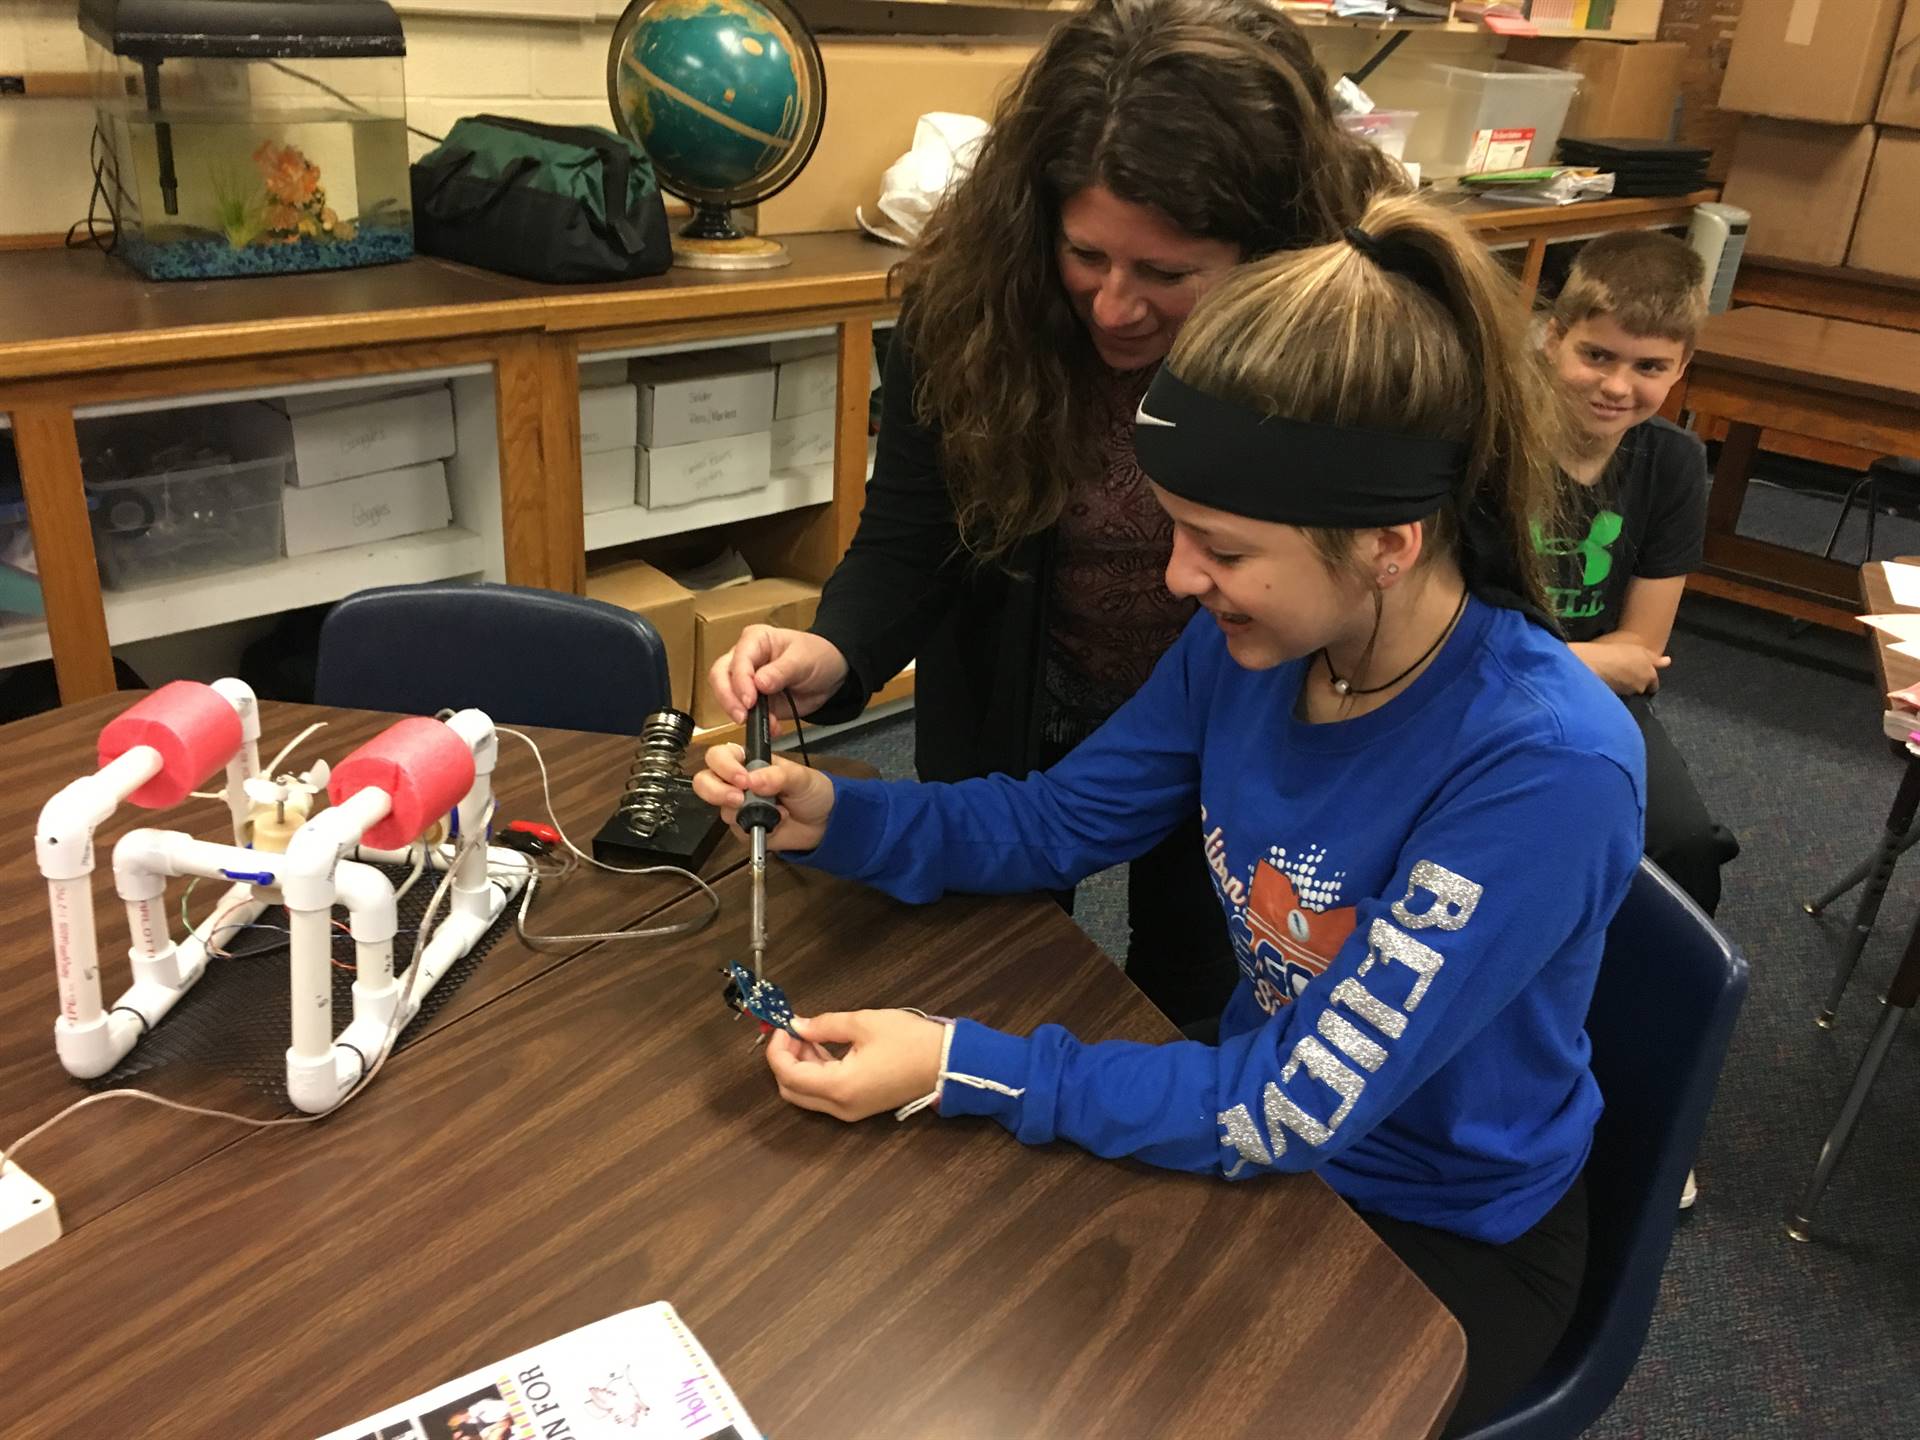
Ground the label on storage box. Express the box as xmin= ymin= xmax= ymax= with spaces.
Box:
xmin=640 ymin=432 xmax=772 ymax=510
xmin=1467 ymin=127 xmax=1536 ymax=173
xmin=771 ymin=410 xmax=836 ymax=472
xmin=283 ymin=461 xmax=452 ymax=557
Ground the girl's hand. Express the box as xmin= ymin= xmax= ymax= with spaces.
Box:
xmin=708 ymin=625 xmax=851 ymax=728
xmin=693 ymin=747 xmax=836 ymax=851
xmin=764 ymin=1010 xmax=947 ymax=1121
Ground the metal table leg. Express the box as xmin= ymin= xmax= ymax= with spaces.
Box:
xmin=1815 ymin=746 xmax=1920 ymax=1028
xmin=1789 ymin=905 xmax=1920 ymax=1241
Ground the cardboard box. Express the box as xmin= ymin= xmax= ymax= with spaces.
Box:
xmin=579 ymin=383 xmax=638 ymax=455
xmin=585 ymin=558 xmax=696 ymax=712
xmin=582 ymin=447 xmax=638 ymax=514
xmin=755 ymin=39 xmax=1040 ymax=236
xmin=769 ymin=335 xmax=836 ymax=363
xmin=282 ymin=460 xmax=451 ymax=558
xmin=276 ymin=385 xmax=455 ymax=489
xmin=690 ymin=577 xmax=823 ymax=729
xmin=631 ymin=354 xmax=776 ymax=449
xmin=1720 ymin=118 xmax=1877 ymax=265
xmin=1663 ymin=0 xmax=1751 ymax=179
xmin=1848 ymin=128 xmax=1920 ymax=279
xmin=1878 ymin=3 xmax=1920 ymax=127
xmin=579 ymin=356 xmax=630 ymax=388
xmin=771 ymin=408 xmax=836 ymax=472
xmin=774 ymin=353 xmax=838 ymax=420
xmin=640 ymin=431 xmax=772 ymax=510
xmin=1720 ymin=0 xmax=1905 ymax=124
xmin=1504 ymin=38 xmax=1686 ymax=140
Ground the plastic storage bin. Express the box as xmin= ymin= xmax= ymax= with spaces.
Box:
xmin=82 ymin=407 xmax=291 ymax=589
xmin=1340 ymin=109 xmax=1418 ymax=161
xmin=1367 ymin=60 xmax=1581 ymax=176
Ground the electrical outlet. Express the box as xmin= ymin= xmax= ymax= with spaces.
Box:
xmin=0 ymin=1161 xmax=61 ymax=1272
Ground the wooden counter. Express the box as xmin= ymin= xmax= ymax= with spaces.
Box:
xmin=0 ymin=200 xmax=1714 ymax=711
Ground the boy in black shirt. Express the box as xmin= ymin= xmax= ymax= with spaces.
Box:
xmin=1538 ymin=231 xmax=1740 ymax=921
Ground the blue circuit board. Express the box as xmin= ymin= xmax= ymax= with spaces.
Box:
xmin=723 ymin=961 xmax=799 ymax=1038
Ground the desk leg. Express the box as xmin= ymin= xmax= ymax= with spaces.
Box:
xmin=1518 ymin=238 xmax=1545 ymax=300
xmin=12 ymin=402 xmax=114 ymax=703
xmin=1705 ymin=419 xmax=1760 ymax=538
xmin=1787 ymin=916 xmax=1920 ymax=1241
xmin=1816 ymin=752 xmax=1920 ymax=1027
xmin=494 ymin=333 xmax=585 ymax=594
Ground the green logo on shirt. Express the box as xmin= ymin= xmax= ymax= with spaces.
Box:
xmin=1533 ymin=509 xmax=1624 ymax=621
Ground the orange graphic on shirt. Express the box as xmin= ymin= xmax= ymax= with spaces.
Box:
xmin=1243 ymin=863 xmax=1358 ymax=1006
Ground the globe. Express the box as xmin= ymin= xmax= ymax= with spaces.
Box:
xmin=607 ymin=0 xmax=827 ymax=269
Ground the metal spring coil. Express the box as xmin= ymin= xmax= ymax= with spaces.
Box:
xmin=617 ymin=708 xmax=697 ymax=838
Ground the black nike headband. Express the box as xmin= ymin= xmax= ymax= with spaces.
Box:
xmin=1131 ymin=222 xmax=1471 ymax=528
xmin=1132 ymin=365 xmax=1470 ymax=527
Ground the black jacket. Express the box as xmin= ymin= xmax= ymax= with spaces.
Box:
xmin=810 ymin=332 xmax=1058 ymax=783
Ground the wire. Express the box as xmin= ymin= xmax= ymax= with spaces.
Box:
xmin=264 ymin=61 xmax=445 ymax=146
xmin=493 ymin=727 xmax=721 ymax=950
xmin=264 ymin=720 xmax=328 ymax=780
xmin=786 ymin=689 xmax=812 ymax=768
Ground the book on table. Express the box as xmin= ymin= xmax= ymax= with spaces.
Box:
xmin=315 ymin=1303 xmax=761 ymax=1440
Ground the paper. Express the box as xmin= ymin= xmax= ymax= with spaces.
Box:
xmin=316 ymin=1304 xmax=760 ymax=1440
xmin=1883 ymin=561 xmax=1920 ymax=608
xmin=1860 ymin=613 xmax=1920 ymax=642
xmin=1891 ymin=639 xmax=1920 ymax=661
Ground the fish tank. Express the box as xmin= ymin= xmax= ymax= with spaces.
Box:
xmin=79 ymin=0 xmax=413 ymax=282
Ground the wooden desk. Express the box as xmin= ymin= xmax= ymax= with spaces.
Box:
xmin=0 ymin=697 xmax=741 ymax=1234
xmin=1682 ymin=306 xmax=1920 ymax=630
xmin=0 ymin=716 xmax=1465 ymax=1437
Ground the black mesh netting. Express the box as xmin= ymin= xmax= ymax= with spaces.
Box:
xmin=87 ymin=860 xmax=516 ymax=1103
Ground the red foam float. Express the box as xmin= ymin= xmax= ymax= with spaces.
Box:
xmin=97 ymin=681 xmax=243 ymax=809
xmin=328 ymin=716 xmax=475 ymax=850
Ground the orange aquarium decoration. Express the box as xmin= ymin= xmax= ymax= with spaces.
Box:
xmin=253 ymin=140 xmax=357 ymax=243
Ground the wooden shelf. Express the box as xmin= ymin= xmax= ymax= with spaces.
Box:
xmin=585 ymin=470 xmax=836 ymax=551
xmin=1282 ymin=12 xmax=1659 ymax=40
xmin=0 ymin=526 xmax=487 ymax=669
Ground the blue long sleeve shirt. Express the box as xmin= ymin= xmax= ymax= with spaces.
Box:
xmin=801 ymin=598 xmax=1645 ymax=1242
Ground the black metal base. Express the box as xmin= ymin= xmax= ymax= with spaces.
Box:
xmin=591 ymin=787 xmax=726 ymax=871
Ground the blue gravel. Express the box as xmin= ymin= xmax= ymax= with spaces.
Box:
xmin=120 ymin=225 xmax=413 ymax=281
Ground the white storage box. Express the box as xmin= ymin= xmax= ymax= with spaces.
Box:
xmin=579 ymin=383 xmax=639 ymax=454
xmin=768 ymin=335 xmax=835 ymax=363
xmin=282 ymin=460 xmax=452 ymax=557
xmin=1339 ymin=108 xmax=1418 ymax=161
xmin=579 ymin=356 xmax=630 ymax=388
xmin=83 ymin=404 xmax=291 ymax=589
xmin=1367 ymin=59 xmax=1580 ymax=175
xmin=633 ymin=356 xmax=776 ymax=448
xmin=583 ymin=447 xmax=639 ymax=513
xmin=774 ymin=353 xmax=838 ymax=420
xmin=771 ymin=409 xmax=836 ymax=472
xmin=276 ymin=385 xmax=456 ymax=488
xmin=641 ymin=432 xmax=772 ymax=510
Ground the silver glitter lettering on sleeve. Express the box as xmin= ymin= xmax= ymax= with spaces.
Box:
xmin=1392 ymin=858 xmax=1484 ymax=932
xmin=1330 ymin=977 xmax=1408 ymax=1039
xmin=1365 ymin=918 xmax=1445 ymax=1011
xmin=1269 ymin=1035 xmax=1367 ymax=1146
xmin=1217 ymin=1102 xmax=1273 ymax=1177
xmin=1318 ymin=1009 xmax=1387 ymax=1071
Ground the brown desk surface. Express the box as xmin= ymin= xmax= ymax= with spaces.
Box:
xmin=0 ymin=233 xmax=899 ymax=381
xmin=0 ymin=771 xmax=1465 ymax=1436
xmin=0 ymin=697 xmax=742 ymax=1233
xmin=1692 ymin=306 xmax=1920 ymax=410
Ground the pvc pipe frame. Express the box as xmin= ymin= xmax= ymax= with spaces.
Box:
xmin=37 ymin=681 xmax=263 ymax=1079
xmin=40 ymin=700 xmax=524 ymax=1113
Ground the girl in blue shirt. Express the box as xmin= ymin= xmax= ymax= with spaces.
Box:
xmin=696 ymin=192 xmax=1645 ymax=1432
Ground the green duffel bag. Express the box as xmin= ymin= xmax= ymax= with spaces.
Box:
xmin=410 ymin=115 xmax=672 ymax=283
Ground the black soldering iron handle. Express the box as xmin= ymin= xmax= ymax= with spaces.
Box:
xmin=737 ymin=696 xmax=781 ymax=834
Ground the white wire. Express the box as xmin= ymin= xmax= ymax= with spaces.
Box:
xmin=492 ymin=726 xmax=722 ymax=946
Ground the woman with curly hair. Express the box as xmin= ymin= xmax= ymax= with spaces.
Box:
xmin=708 ymin=0 xmax=1398 ymax=1026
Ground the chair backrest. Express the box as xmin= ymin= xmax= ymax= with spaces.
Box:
xmin=314 ymin=581 xmax=672 ymax=735
xmin=1461 ymin=861 xmax=1749 ymax=1440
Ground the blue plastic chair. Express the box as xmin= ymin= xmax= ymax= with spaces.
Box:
xmin=1458 ymin=861 xmax=1748 ymax=1440
xmin=315 ymin=581 xmax=671 ymax=735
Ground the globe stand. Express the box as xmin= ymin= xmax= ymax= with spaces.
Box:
xmin=671 ymin=201 xmax=790 ymax=271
